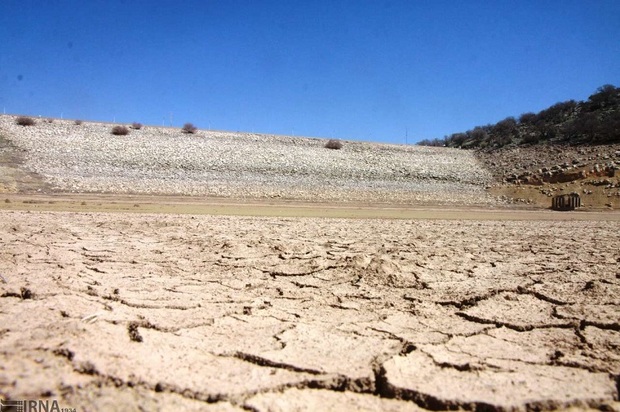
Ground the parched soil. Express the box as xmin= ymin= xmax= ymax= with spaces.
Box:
xmin=1 ymin=209 xmax=619 ymax=411
xmin=1 ymin=117 xmax=619 ymax=410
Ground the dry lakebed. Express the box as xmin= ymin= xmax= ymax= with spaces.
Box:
xmin=0 ymin=115 xmax=619 ymax=411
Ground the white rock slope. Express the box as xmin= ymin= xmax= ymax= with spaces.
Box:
xmin=0 ymin=115 xmax=495 ymax=204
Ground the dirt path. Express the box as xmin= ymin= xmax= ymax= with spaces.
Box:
xmin=1 ymin=208 xmax=618 ymax=411
xmin=2 ymin=192 xmax=620 ymax=221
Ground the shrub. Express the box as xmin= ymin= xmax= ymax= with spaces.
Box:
xmin=111 ymin=125 xmax=130 ymax=136
xmin=417 ymin=137 xmax=446 ymax=147
xmin=182 ymin=123 xmax=198 ymax=134
xmin=522 ymin=134 xmax=540 ymax=145
xmin=450 ymin=132 xmax=467 ymax=147
xmin=131 ymin=122 xmax=143 ymax=130
xmin=518 ymin=112 xmax=537 ymax=125
xmin=15 ymin=116 xmax=35 ymax=126
xmin=45 ymin=118 xmax=54 ymax=123
xmin=74 ymin=120 xmax=83 ymax=125
xmin=537 ymin=100 xmax=577 ymax=123
xmin=493 ymin=116 xmax=517 ymax=135
xmin=324 ymin=139 xmax=343 ymax=150
xmin=587 ymin=84 xmax=619 ymax=110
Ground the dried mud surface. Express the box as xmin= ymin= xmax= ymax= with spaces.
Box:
xmin=1 ymin=210 xmax=619 ymax=411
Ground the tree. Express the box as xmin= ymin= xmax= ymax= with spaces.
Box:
xmin=518 ymin=112 xmax=537 ymax=125
xmin=492 ymin=117 xmax=517 ymax=142
xmin=588 ymin=84 xmax=619 ymax=110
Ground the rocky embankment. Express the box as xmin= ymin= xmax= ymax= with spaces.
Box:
xmin=0 ymin=115 xmax=496 ymax=205
xmin=477 ymin=144 xmax=620 ymax=184
xmin=476 ymin=144 xmax=620 ymax=208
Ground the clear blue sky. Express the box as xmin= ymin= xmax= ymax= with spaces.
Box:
xmin=1 ymin=1 xmax=619 ymax=144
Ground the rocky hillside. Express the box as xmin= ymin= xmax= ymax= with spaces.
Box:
xmin=417 ymin=85 xmax=620 ymax=209
xmin=478 ymin=143 xmax=620 ymax=209
xmin=420 ymin=84 xmax=620 ymax=149
xmin=0 ymin=115 xmax=496 ymax=206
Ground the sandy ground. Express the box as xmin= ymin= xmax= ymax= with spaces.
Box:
xmin=1 ymin=204 xmax=619 ymax=411
xmin=3 ymin=193 xmax=620 ymax=221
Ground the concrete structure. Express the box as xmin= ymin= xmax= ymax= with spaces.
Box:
xmin=552 ymin=193 xmax=581 ymax=210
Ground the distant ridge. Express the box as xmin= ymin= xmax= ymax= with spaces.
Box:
xmin=419 ymin=84 xmax=620 ymax=149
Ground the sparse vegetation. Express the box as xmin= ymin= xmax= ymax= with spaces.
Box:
xmin=74 ymin=120 xmax=83 ymax=125
xmin=418 ymin=84 xmax=620 ymax=149
xmin=325 ymin=139 xmax=343 ymax=150
xmin=111 ymin=125 xmax=130 ymax=136
xmin=15 ymin=116 xmax=35 ymax=126
xmin=182 ymin=123 xmax=198 ymax=134
xmin=45 ymin=118 xmax=54 ymax=124
xmin=131 ymin=122 xmax=143 ymax=130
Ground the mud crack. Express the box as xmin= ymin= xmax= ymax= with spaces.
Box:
xmin=225 ymin=351 xmax=323 ymax=375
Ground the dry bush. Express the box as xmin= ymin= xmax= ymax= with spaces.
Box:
xmin=324 ymin=139 xmax=343 ymax=150
xmin=15 ymin=116 xmax=35 ymax=126
xmin=45 ymin=118 xmax=54 ymax=123
xmin=182 ymin=123 xmax=198 ymax=134
xmin=131 ymin=122 xmax=143 ymax=130
xmin=111 ymin=125 xmax=130 ymax=136
xmin=74 ymin=120 xmax=83 ymax=125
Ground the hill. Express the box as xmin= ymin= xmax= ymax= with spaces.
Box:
xmin=417 ymin=85 xmax=620 ymax=209
xmin=419 ymin=84 xmax=620 ymax=149
xmin=0 ymin=115 xmax=495 ymax=206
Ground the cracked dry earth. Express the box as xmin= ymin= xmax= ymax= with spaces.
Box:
xmin=1 ymin=210 xmax=619 ymax=411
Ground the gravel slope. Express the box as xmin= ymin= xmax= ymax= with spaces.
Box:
xmin=0 ymin=115 xmax=496 ymax=205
